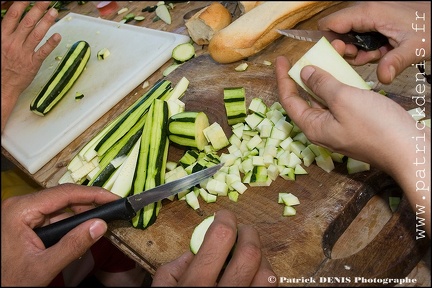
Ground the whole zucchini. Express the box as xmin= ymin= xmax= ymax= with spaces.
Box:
xmin=30 ymin=40 xmax=91 ymax=116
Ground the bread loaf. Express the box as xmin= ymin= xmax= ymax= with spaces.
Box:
xmin=185 ymin=2 xmax=232 ymax=46
xmin=208 ymin=1 xmax=339 ymax=63
xmin=238 ymin=1 xmax=264 ymax=14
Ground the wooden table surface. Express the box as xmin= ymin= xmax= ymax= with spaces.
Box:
xmin=2 ymin=1 xmax=430 ymax=286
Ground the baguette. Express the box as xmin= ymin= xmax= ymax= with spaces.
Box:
xmin=238 ymin=1 xmax=264 ymax=14
xmin=208 ymin=1 xmax=339 ymax=64
xmin=185 ymin=2 xmax=232 ymax=46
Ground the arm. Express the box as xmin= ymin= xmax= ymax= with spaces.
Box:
xmin=275 ymin=56 xmax=431 ymax=237
xmin=1 ymin=184 xmax=120 ymax=286
xmin=1 ymin=1 xmax=61 ymax=133
xmin=152 ymin=209 xmax=277 ymax=286
xmin=318 ymin=1 xmax=431 ymax=84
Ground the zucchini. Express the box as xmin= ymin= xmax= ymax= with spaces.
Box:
xmin=190 ymin=215 xmax=215 ymax=254
xmin=97 ymin=48 xmax=110 ymax=60
xmin=155 ymin=4 xmax=171 ymax=25
xmin=223 ymin=87 xmax=247 ymax=125
xmin=94 ymin=79 xmax=171 ymax=157
xmin=131 ymin=99 xmax=170 ymax=229
xmin=288 ymin=36 xmax=371 ymax=105
xmin=179 ymin=149 xmax=200 ymax=168
xmin=30 ymin=40 xmax=91 ymax=116
xmin=172 ymin=42 xmax=195 ymax=62
xmin=168 ymin=111 xmax=209 ymax=151
xmin=202 ymin=122 xmax=229 ymax=151
xmin=87 ymin=117 xmax=144 ymax=187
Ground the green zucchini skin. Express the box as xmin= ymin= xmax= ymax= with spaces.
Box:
xmin=223 ymin=87 xmax=247 ymax=125
xmin=30 ymin=40 xmax=91 ymax=116
xmin=131 ymin=99 xmax=169 ymax=229
xmin=168 ymin=111 xmax=209 ymax=151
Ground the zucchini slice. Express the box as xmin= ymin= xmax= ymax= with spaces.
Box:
xmin=172 ymin=42 xmax=195 ymax=62
xmin=190 ymin=215 xmax=215 ymax=254
xmin=168 ymin=111 xmax=210 ymax=151
xmin=30 ymin=40 xmax=91 ymax=116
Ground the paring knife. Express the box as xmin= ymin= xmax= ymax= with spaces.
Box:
xmin=34 ymin=163 xmax=223 ymax=248
xmin=277 ymin=29 xmax=389 ymax=51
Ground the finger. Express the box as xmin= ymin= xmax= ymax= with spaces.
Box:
xmin=33 ymin=32 xmax=62 ymax=64
xmin=13 ymin=1 xmax=52 ymax=45
xmin=23 ymin=6 xmax=59 ymax=53
xmin=300 ymin=65 xmax=349 ymax=108
xmin=39 ymin=219 xmax=107 ymax=271
xmin=376 ymin=43 xmax=424 ymax=84
xmin=0 ymin=1 xmax=29 ymax=36
xmin=178 ymin=210 xmax=237 ymax=286
xmin=250 ymin=255 xmax=278 ymax=286
xmin=275 ymin=56 xmax=312 ymax=122
xmin=152 ymin=251 xmax=194 ymax=286
xmin=218 ymin=224 xmax=262 ymax=286
xmin=318 ymin=3 xmax=376 ymax=34
xmin=23 ymin=184 xmax=119 ymax=228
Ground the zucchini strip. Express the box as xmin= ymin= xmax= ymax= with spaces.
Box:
xmin=131 ymin=99 xmax=169 ymax=229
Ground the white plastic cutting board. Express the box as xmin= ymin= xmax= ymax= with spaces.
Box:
xmin=2 ymin=13 xmax=190 ymax=174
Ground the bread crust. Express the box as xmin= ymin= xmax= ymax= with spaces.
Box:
xmin=185 ymin=2 xmax=232 ymax=46
xmin=208 ymin=1 xmax=339 ymax=63
xmin=238 ymin=1 xmax=264 ymax=14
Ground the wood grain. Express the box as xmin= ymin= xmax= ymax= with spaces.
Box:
xmin=104 ymin=53 xmax=429 ymax=284
xmin=2 ymin=1 xmax=430 ymax=286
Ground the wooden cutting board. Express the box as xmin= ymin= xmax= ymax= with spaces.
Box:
xmin=106 ymin=51 xmax=430 ymax=285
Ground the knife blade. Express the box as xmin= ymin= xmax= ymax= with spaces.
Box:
xmin=34 ymin=163 xmax=223 ymax=248
xmin=277 ymin=29 xmax=389 ymax=51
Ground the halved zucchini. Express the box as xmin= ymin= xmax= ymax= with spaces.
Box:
xmin=30 ymin=40 xmax=91 ymax=116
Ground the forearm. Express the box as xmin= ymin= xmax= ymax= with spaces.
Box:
xmin=386 ymin=125 xmax=431 ymax=238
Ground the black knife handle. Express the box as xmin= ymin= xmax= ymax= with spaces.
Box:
xmin=344 ymin=31 xmax=389 ymax=51
xmin=34 ymin=197 xmax=136 ymax=248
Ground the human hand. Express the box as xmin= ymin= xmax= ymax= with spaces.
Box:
xmin=152 ymin=210 xmax=277 ymax=286
xmin=318 ymin=2 xmax=431 ymax=84
xmin=1 ymin=1 xmax=61 ymax=132
xmin=1 ymin=184 xmax=120 ymax=286
xmin=275 ymin=55 xmax=424 ymax=177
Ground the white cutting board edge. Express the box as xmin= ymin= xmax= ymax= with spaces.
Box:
xmin=1 ymin=13 xmax=190 ymax=174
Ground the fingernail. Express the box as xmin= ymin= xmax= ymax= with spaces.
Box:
xmin=301 ymin=66 xmax=316 ymax=81
xmin=89 ymin=220 xmax=107 ymax=240
xmin=389 ymin=65 xmax=396 ymax=82
xmin=48 ymin=7 xmax=58 ymax=17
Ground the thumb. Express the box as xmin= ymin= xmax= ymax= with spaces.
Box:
xmin=300 ymin=65 xmax=349 ymax=107
xmin=43 ymin=219 xmax=107 ymax=269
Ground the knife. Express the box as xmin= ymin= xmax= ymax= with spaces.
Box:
xmin=34 ymin=163 xmax=223 ymax=248
xmin=277 ymin=29 xmax=389 ymax=51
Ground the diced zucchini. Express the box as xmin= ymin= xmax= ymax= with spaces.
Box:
xmin=224 ymin=87 xmax=247 ymax=125
xmin=97 ymin=48 xmax=110 ymax=60
xmin=347 ymin=157 xmax=370 ymax=174
xmin=203 ymin=122 xmax=229 ymax=151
